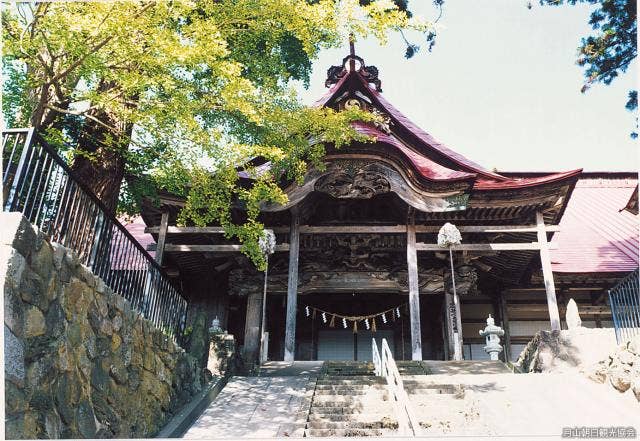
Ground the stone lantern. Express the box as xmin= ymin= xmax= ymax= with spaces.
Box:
xmin=479 ymin=314 xmax=505 ymax=361
xmin=209 ymin=316 xmax=223 ymax=334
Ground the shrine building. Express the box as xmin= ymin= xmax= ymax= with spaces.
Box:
xmin=135 ymin=50 xmax=637 ymax=365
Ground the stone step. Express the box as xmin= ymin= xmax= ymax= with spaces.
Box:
xmin=314 ymin=384 xmax=386 ymax=391
xmin=311 ymin=397 xmax=390 ymax=407
xmin=313 ymin=389 xmax=386 ymax=396
xmin=308 ymin=414 xmax=394 ymax=423
xmin=316 ymin=378 xmax=386 ymax=385
xmin=309 ymin=407 xmax=367 ymax=415
xmin=306 ymin=428 xmax=396 ymax=437
xmin=306 ymin=420 xmax=399 ymax=430
xmin=403 ymin=383 xmax=460 ymax=394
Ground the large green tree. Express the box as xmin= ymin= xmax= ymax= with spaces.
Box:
xmin=2 ymin=0 xmax=432 ymax=267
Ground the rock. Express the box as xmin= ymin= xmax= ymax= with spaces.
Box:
xmin=45 ymin=300 xmax=65 ymax=339
xmin=76 ymin=399 xmax=98 ymax=438
xmin=30 ymin=241 xmax=53 ymax=280
xmin=91 ymin=363 xmax=110 ymax=394
xmin=0 ymin=213 xmax=37 ymax=258
xmin=4 ymin=282 xmax=25 ymax=338
xmin=5 ymin=412 xmax=38 ymax=440
xmin=565 ymin=298 xmax=582 ymax=329
xmin=67 ymin=322 xmax=83 ymax=348
xmin=99 ymin=319 xmax=113 ymax=336
xmin=632 ymin=383 xmax=640 ymax=402
xmin=54 ymin=373 xmax=80 ymax=425
xmin=609 ymin=369 xmax=632 ymax=393
xmin=109 ymin=359 xmax=129 ymax=385
xmin=0 ymin=245 xmax=26 ymax=288
xmin=44 ymin=410 xmax=62 ymax=439
xmin=4 ymin=324 xmax=25 ymax=387
xmin=5 ymin=380 xmax=28 ymax=414
xmin=112 ymin=333 xmax=122 ymax=351
xmin=112 ymin=314 xmax=123 ymax=332
xmin=628 ymin=334 xmax=640 ymax=356
xmin=617 ymin=349 xmax=635 ymax=366
xmin=586 ymin=367 xmax=607 ymax=384
xmin=24 ymin=305 xmax=46 ymax=337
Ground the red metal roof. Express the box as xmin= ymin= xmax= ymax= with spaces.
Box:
xmin=551 ymin=177 xmax=639 ymax=274
xmin=316 ymin=67 xmax=581 ymax=192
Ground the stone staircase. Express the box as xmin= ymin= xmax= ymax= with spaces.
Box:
xmin=396 ymin=360 xmax=430 ymax=375
xmin=305 ymin=362 xmax=399 ymax=437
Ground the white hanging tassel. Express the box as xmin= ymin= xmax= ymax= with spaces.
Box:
xmin=305 ymin=306 xmax=310 ymax=317
xmin=322 ymin=312 xmax=327 ymax=323
xmin=342 ymin=317 xmax=348 ymax=328
xmin=396 ymin=307 xmax=400 ymax=318
xmin=364 ymin=318 xmax=370 ymax=330
xmin=382 ymin=312 xmax=387 ymax=324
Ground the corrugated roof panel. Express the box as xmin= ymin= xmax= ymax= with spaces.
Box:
xmin=551 ymin=178 xmax=639 ymax=274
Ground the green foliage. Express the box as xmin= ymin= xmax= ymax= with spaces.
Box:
xmin=1 ymin=0 xmax=437 ymax=269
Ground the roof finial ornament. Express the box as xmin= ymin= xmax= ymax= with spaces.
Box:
xmin=324 ymin=36 xmax=382 ymax=92
xmin=349 ymin=33 xmax=356 ymax=72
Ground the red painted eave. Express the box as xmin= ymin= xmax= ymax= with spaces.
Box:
xmin=351 ymin=122 xmax=475 ymax=182
xmin=473 ymin=169 xmax=583 ymax=191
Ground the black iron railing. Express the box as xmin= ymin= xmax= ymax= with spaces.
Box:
xmin=609 ymin=269 xmax=640 ymax=344
xmin=2 ymin=128 xmax=188 ymax=340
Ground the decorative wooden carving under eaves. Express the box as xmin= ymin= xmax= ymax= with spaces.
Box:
xmin=315 ymin=169 xmax=390 ymax=199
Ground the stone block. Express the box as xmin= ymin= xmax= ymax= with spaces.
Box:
xmin=1 ymin=244 xmax=26 ymax=291
xmin=76 ymin=399 xmax=98 ymax=438
xmin=29 ymin=241 xmax=53 ymax=280
xmin=5 ymin=325 xmax=25 ymax=387
xmin=19 ymin=269 xmax=49 ymax=312
xmin=5 ymin=379 xmax=28 ymax=414
xmin=0 ymin=213 xmax=37 ymax=258
xmin=5 ymin=281 xmax=25 ymax=338
xmin=24 ymin=305 xmax=46 ymax=337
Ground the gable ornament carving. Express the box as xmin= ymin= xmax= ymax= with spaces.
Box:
xmin=315 ymin=169 xmax=390 ymax=199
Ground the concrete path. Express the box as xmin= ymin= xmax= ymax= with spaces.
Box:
xmin=405 ymin=372 xmax=640 ymax=437
xmin=258 ymin=361 xmax=323 ymax=377
xmin=182 ymin=376 xmax=311 ymax=439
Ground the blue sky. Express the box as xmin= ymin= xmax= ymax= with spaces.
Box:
xmin=295 ymin=0 xmax=638 ymax=172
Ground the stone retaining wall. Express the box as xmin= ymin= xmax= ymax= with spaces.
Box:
xmin=2 ymin=213 xmax=204 ymax=439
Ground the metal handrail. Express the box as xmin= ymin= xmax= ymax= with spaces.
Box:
xmin=372 ymin=338 xmax=420 ymax=436
xmin=2 ymin=128 xmax=188 ymax=340
xmin=609 ymin=269 xmax=640 ymax=344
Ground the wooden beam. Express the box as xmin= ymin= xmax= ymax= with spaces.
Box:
xmin=284 ymin=210 xmax=300 ymax=362
xmin=147 ymin=243 xmax=290 ymax=252
xmin=537 ymin=211 xmax=561 ymax=331
xmin=145 ymin=224 xmax=560 ymax=235
xmin=507 ymin=304 xmax=611 ymax=315
xmin=155 ymin=212 xmax=169 ymax=265
xmin=415 ymin=242 xmax=557 ymax=251
xmin=406 ymin=210 xmax=422 ymax=361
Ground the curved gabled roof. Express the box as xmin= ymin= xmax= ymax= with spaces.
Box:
xmin=316 ymin=61 xmax=581 ymax=193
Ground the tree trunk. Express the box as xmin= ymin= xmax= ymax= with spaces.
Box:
xmin=71 ymin=81 xmax=133 ymax=215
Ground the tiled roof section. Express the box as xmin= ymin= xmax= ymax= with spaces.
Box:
xmin=351 ymin=122 xmax=475 ymax=182
xmin=551 ymin=177 xmax=639 ymax=274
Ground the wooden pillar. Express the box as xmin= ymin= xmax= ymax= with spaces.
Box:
xmin=499 ymin=291 xmax=512 ymax=362
xmin=243 ymin=291 xmax=262 ymax=366
xmin=284 ymin=209 xmax=300 ymax=362
xmin=444 ymin=291 xmax=455 ymax=360
xmin=536 ymin=211 xmax=561 ymax=331
xmin=406 ymin=211 xmax=422 ymax=360
xmin=155 ymin=211 xmax=169 ymax=265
